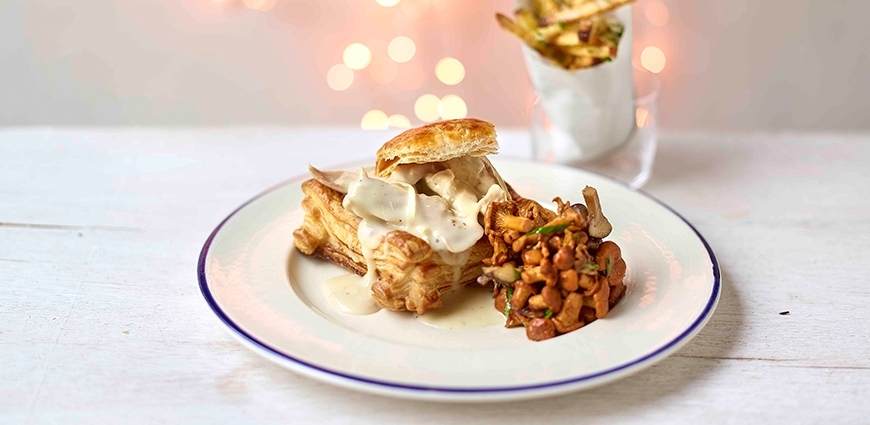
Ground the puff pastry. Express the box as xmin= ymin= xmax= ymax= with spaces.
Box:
xmin=293 ymin=118 xmax=511 ymax=314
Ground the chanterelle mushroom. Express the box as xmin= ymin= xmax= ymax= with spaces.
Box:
xmin=483 ymin=199 xmax=556 ymax=266
xmin=480 ymin=191 xmax=627 ymax=341
xmin=582 ymin=186 xmax=612 ymax=238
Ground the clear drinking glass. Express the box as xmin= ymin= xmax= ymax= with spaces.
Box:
xmin=530 ymin=67 xmax=659 ymax=189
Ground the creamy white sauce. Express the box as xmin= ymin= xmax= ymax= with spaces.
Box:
xmin=322 ymin=273 xmax=502 ymax=329
xmin=345 ymin=169 xmax=486 ymax=254
xmin=415 ymin=284 xmax=504 ymax=330
xmin=342 ymin=161 xmax=508 ymax=290
xmin=322 ymin=273 xmax=381 ymax=316
xmin=386 ymin=163 xmax=435 ymax=185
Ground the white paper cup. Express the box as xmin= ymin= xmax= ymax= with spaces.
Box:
xmin=525 ymin=6 xmax=635 ymax=163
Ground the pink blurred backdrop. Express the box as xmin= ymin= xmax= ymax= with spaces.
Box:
xmin=2 ymin=0 xmax=869 ymax=130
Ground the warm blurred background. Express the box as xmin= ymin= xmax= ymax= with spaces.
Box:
xmin=1 ymin=0 xmax=868 ymax=131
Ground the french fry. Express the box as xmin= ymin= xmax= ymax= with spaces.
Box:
xmin=515 ymin=8 xmax=539 ymax=33
xmin=496 ymin=13 xmax=541 ymax=48
xmin=532 ymin=0 xmax=562 ymax=21
xmin=528 ymin=0 xmax=545 ymax=19
xmin=537 ymin=23 xmax=564 ymax=40
xmin=542 ymin=0 xmax=633 ymax=25
xmin=569 ymin=55 xmax=596 ymax=70
xmin=497 ymin=12 xmax=563 ymax=67
xmin=553 ymin=31 xmax=580 ymax=46
xmin=586 ymin=16 xmax=605 ymax=45
xmin=596 ymin=20 xmax=624 ymax=47
xmin=562 ymin=45 xmax=613 ymax=58
xmin=495 ymin=0 xmax=632 ymax=71
xmin=575 ymin=21 xmax=594 ymax=43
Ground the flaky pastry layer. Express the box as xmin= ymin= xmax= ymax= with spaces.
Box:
xmin=292 ymin=179 xmax=492 ymax=314
xmin=375 ymin=118 xmax=498 ymax=177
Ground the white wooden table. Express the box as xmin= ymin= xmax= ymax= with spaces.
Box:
xmin=2 ymin=128 xmax=868 ymax=423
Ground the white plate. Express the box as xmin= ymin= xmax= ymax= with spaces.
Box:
xmin=198 ymin=158 xmax=720 ymax=402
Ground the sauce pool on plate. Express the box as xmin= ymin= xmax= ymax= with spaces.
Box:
xmin=322 ymin=273 xmax=504 ymax=329
xmin=322 ymin=273 xmax=381 ymax=315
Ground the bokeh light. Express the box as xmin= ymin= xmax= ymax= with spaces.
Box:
xmin=635 ymin=108 xmax=650 ymax=128
xmin=439 ymin=95 xmax=467 ymax=120
xmin=640 ymin=46 xmax=666 ymax=73
xmin=387 ymin=114 xmax=412 ymax=128
xmin=376 ymin=0 xmax=401 ymax=6
xmin=388 ymin=36 xmax=416 ymax=63
xmin=361 ymin=110 xmax=389 ymax=130
xmin=243 ymin=0 xmax=276 ymax=11
xmin=243 ymin=0 xmax=264 ymax=9
xmin=343 ymin=43 xmax=372 ymax=70
xmin=259 ymin=0 xmax=277 ymax=11
xmin=645 ymin=1 xmax=670 ymax=27
xmin=327 ymin=64 xmax=354 ymax=91
xmin=414 ymin=94 xmax=441 ymax=122
xmin=435 ymin=58 xmax=465 ymax=86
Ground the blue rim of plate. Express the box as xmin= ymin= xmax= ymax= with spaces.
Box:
xmin=197 ymin=159 xmax=721 ymax=395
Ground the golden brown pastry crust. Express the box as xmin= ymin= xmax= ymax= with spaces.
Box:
xmin=375 ymin=118 xmax=498 ymax=177
xmin=293 ymin=179 xmax=366 ymax=274
xmin=292 ymin=179 xmax=492 ymax=314
xmin=367 ymin=231 xmax=492 ymax=314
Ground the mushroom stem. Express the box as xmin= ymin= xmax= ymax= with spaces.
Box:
xmin=582 ymin=186 xmax=612 ymax=238
xmin=502 ymin=215 xmax=535 ymax=233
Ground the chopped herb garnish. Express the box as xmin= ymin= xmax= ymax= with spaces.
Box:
xmin=504 ymin=286 xmax=514 ymax=317
xmin=527 ymin=223 xmax=570 ymax=236
xmin=582 ymin=263 xmax=599 ymax=271
xmin=544 ymin=308 xmax=553 ymax=319
xmin=603 ymin=57 xmax=613 ymax=62
xmin=514 ymin=269 xmax=522 ymax=282
xmin=557 ymin=21 xmax=565 ymax=29
xmin=606 ymin=258 xmax=612 ymax=277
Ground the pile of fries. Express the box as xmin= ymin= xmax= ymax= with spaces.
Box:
xmin=496 ymin=0 xmax=634 ymax=70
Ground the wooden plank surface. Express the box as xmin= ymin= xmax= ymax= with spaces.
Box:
xmin=1 ymin=128 xmax=868 ymax=424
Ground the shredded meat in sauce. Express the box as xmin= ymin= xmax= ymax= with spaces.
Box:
xmin=478 ymin=186 xmax=627 ymax=341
